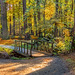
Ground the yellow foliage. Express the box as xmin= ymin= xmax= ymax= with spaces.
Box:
xmin=0 ymin=38 xmax=2 ymax=41
xmin=30 ymin=35 xmax=38 ymax=40
xmin=14 ymin=36 xmax=19 ymax=39
xmin=0 ymin=47 xmax=13 ymax=55
xmin=63 ymin=29 xmax=70 ymax=37
xmin=64 ymin=36 xmax=71 ymax=42
xmin=56 ymin=22 xmax=64 ymax=28
xmin=57 ymin=41 xmax=65 ymax=48
xmin=45 ymin=1 xmax=55 ymax=20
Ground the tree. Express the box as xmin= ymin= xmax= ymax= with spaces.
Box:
xmin=72 ymin=0 xmax=75 ymax=50
xmin=13 ymin=3 xmax=15 ymax=35
xmin=33 ymin=0 xmax=37 ymax=36
xmin=54 ymin=0 xmax=58 ymax=37
xmin=1 ymin=0 xmax=8 ymax=39
xmin=23 ymin=0 xmax=27 ymax=31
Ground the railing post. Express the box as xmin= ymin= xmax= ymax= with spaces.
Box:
xmin=34 ymin=40 xmax=35 ymax=50
xmin=19 ymin=42 xmax=20 ymax=51
xmin=24 ymin=43 xmax=25 ymax=53
xmin=21 ymin=41 xmax=22 ymax=52
xmin=37 ymin=41 xmax=38 ymax=50
xmin=30 ymin=44 xmax=33 ymax=57
xmin=14 ymin=40 xmax=17 ymax=50
xmin=51 ymin=42 xmax=53 ymax=53
xmin=27 ymin=43 xmax=28 ymax=54
xmin=47 ymin=42 xmax=49 ymax=52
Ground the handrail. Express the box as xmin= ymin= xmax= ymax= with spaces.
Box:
xmin=14 ymin=40 xmax=33 ymax=57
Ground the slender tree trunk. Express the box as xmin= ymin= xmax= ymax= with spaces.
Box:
xmin=9 ymin=4 xmax=11 ymax=35
xmin=54 ymin=0 xmax=58 ymax=37
xmin=34 ymin=8 xmax=37 ymax=35
xmin=13 ymin=4 xmax=15 ymax=36
xmin=1 ymin=0 xmax=8 ymax=39
xmin=71 ymin=0 xmax=73 ymax=14
xmin=37 ymin=0 xmax=40 ymax=37
xmin=37 ymin=0 xmax=40 ymax=21
xmin=23 ymin=0 xmax=27 ymax=32
xmin=43 ymin=0 xmax=46 ymax=37
xmin=29 ymin=0 xmax=32 ymax=34
xmin=18 ymin=2 xmax=21 ymax=35
xmin=72 ymin=0 xmax=75 ymax=50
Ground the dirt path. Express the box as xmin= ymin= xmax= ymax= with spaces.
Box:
xmin=0 ymin=57 xmax=71 ymax=75
xmin=0 ymin=45 xmax=74 ymax=75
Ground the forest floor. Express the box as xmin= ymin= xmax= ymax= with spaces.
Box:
xmin=0 ymin=39 xmax=14 ymax=45
xmin=0 ymin=39 xmax=75 ymax=75
xmin=60 ymin=52 xmax=75 ymax=75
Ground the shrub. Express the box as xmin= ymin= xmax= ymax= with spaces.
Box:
xmin=0 ymin=47 xmax=13 ymax=55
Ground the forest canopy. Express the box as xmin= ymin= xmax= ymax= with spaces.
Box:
xmin=0 ymin=0 xmax=75 ymax=53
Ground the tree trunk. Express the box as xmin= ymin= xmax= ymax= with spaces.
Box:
xmin=54 ymin=0 xmax=58 ymax=37
xmin=1 ymin=0 xmax=8 ymax=39
xmin=72 ymin=0 xmax=75 ymax=50
xmin=37 ymin=0 xmax=40 ymax=22
xmin=37 ymin=0 xmax=40 ymax=37
xmin=18 ymin=2 xmax=21 ymax=35
xmin=43 ymin=0 xmax=46 ymax=37
xmin=13 ymin=4 xmax=15 ymax=36
xmin=23 ymin=0 xmax=27 ymax=32
xmin=34 ymin=9 xmax=37 ymax=36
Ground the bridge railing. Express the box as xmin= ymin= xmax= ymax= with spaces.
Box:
xmin=14 ymin=40 xmax=33 ymax=57
xmin=14 ymin=39 xmax=54 ymax=57
xmin=31 ymin=39 xmax=54 ymax=53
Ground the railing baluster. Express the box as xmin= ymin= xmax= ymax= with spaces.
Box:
xmin=47 ymin=42 xmax=49 ymax=52
xmin=34 ymin=40 xmax=35 ymax=50
xmin=21 ymin=41 xmax=22 ymax=52
xmin=27 ymin=43 xmax=28 ymax=54
xmin=36 ymin=41 xmax=38 ymax=50
xmin=51 ymin=42 xmax=53 ymax=53
xmin=14 ymin=40 xmax=17 ymax=50
xmin=30 ymin=44 xmax=32 ymax=57
xmin=19 ymin=42 xmax=20 ymax=51
xmin=24 ymin=43 xmax=25 ymax=53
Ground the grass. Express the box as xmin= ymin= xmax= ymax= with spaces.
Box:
xmin=10 ymin=56 xmax=33 ymax=60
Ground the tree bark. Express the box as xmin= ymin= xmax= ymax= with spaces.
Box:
xmin=37 ymin=0 xmax=40 ymax=22
xmin=1 ymin=0 xmax=8 ymax=39
xmin=43 ymin=0 xmax=46 ymax=37
xmin=13 ymin=4 xmax=15 ymax=36
xmin=23 ymin=0 xmax=27 ymax=31
xmin=54 ymin=0 xmax=58 ymax=37
xmin=37 ymin=0 xmax=40 ymax=37
xmin=72 ymin=0 xmax=75 ymax=50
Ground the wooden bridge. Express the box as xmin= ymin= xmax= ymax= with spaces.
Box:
xmin=14 ymin=39 xmax=54 ymax=57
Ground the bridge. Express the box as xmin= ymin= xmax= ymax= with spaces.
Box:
xmin=14 ymin=39 xmax=54 ymax=57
